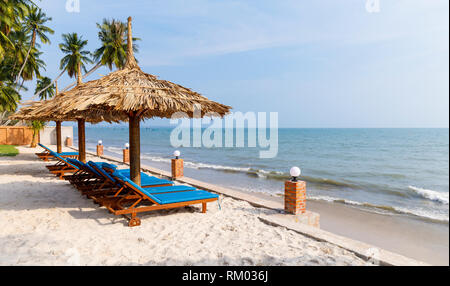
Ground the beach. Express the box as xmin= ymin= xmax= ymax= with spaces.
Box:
xmin=0 ymin=146 xmax=373 ymax=266
xmin=76 ymin=127 xmax=449 ymax=265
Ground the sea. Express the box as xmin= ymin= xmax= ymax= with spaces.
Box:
xmin=75 ymin=127 xmax=449 ymax=224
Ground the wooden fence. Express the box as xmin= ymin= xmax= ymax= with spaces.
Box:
xmin=0 ymin=126 xmax=33 ymax=145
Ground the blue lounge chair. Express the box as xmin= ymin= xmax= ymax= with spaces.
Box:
xmin=45 ymin=151 xmax=80 ymax=179
xmin=89 ymin=162 xmax=173 ymax=188
xmin=63 ymin=159 xmax=111 ymax=193
xmin=101 ymin=171 xmax=219 ymax=226
xmin=36 ymin=143 xmax=79 ymax=161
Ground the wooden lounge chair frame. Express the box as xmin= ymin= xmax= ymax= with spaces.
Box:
xmin=45 ymin=154 xmax=79 ymax=180
xmin=63 ymin=160 xmax=112 ymax=195
xmin=35 ymin=144 xmax=79 ymax=161
xmin=102 ymin=171 xmax=218 ymax=227
xmin=88 ymin=163 xmax=172 ymax=204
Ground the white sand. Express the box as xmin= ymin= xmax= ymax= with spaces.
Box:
xmin=0 ymin=146 xmax=370 ymax=266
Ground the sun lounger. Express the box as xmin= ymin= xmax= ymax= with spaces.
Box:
xmin=91 ymin=162 xmax=173 ymax=188
xmin=101 ymin=171 xmax=218 ymax=227
xmin=85 ymin=162 xmax=173 ymax=201
xmin=63 ymin=159 xmax=112 ymax=194
xmin=45 ymin=151 xmax=79 ymax=179
xmin=35 ymin=143 xmax=79 ymax=161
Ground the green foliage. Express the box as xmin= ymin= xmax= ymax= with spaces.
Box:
xmin=1 ymin=0 xmax=48 ymax=112
xmin=35 ymin=76 xmax=55 ymax=100
xmin=0 ymin=82 xmax=20 ymax=112
xmin=22 ymin=6 xmax=54 ymax=47
xmin=59 ymin=33 xmax=93 ymax=78
xmin=93 ymin=19 xmax=140 ymax=70
xmin=29 ymin=119 xmax=46 ymax=131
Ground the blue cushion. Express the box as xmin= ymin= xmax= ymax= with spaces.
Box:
xmin=53 ymin=153 xmax=78 ymax=169
xmin=59 ymin=152 xmax=79 ymax=156
xmin=143 ymin=185 xmax=196 ymax=194
xmin=89 ymin=161 xmax=117 ymax=183
xmin=101 ymin=162 xmax=118 ymax=170
xmin=112 ymin=171 xmax=218 ymax=205
xmin=152 ymin=190 xmax=219 ymax=204
xmin=140 ymin=175 xmax=172 ymax=186
xmin=116 ymin=170 xmax=172 ymax=186
xmin=90 ymin=162 xmax=169 ymax=187
xmin=68 ymin=159 xmax=100 ymax=176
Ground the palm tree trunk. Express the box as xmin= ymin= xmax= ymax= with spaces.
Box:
xmin=15 ymin=29 xmax=36 ymax=87
xmin=61 ymin=62 xmax=103 ymax=92
xmin=30 ymin=130 xmax=38 ymax=148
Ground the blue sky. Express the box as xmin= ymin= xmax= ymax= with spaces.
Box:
xmin=21 ymin=0 xmax=449 ymax=128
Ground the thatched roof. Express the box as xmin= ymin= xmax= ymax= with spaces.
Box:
xmin=55 ymin=68 xmax=231 ymax=119
xmin=10 ymin=90 xmax=122 ymax=123
xmin=54 ymin=17 xmax=231 ymax=120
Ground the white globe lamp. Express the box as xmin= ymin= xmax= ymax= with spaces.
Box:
xmin=290 ymin=166 xmax=301 ymax=182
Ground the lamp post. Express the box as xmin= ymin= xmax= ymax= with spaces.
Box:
xmin=123 ymin=143 xmax=130 ymax=163
xmin=285 ymin=166 xmax=306 ymax=214
xmin=171 ymin=150 xmax=183 ymax=180
xmin=290 ymin=166 xmax=301 ymax=182
xmin=65 ymin=136 xmax=72 ymax=147
xmin=96 ymin=140 xmax=103 ymax=157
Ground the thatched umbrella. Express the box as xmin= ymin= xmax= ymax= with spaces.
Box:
xmin=54 ymin=17 xmax=231 ymax=185
xmin=10 ymin=80 xmax=121 ymax=160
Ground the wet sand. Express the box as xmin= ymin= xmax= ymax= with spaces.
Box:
xmin=252 ymin=192 xmax=449 ymax=265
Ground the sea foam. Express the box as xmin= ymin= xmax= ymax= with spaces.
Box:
xmin=409 ymin=186 xmax=449 ymax=205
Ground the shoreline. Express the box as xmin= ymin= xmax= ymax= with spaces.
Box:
xmin=88 ymin=146 xmax=449 ymax=266
xmin=0 ymin=146 xmax=374 ymax=266
xmin=76 ymin=146 xmax=445 ymax=265
xmin=256 ymin=192 xmax=449 ymax=266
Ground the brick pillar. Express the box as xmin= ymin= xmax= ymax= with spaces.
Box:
xmin=97 ymin=144 xmax=104 ymax=156
xmin=123 ymin=148 xmax=130 ymax=163
xmin=285 ymin=180 xmax=306 ymax=215
xmin=171 ymin=158 xmax=184 ymax=180
xmin=65 ymin=136 xmax=72 ymax=147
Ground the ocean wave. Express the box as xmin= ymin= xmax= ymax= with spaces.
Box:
xmin=105 ymin=146 xmax=124 ymax=154
xmin=308 ymin=195 xmax=449 ymax=223
xmin=135 ymin=151 xmax=363 ymax=189
xmin=408 ymin=186 xmax=449 ymax=205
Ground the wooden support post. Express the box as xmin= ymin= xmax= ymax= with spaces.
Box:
xmin=77 ymin=119 xmax=86 ymax=163
xmin=56 ymin=121 xmax=62 ymax=153
xmin=202 ymin=202 xmax=207 ymax=213
xmin=129 ymin=113 xmax=141 ymax=186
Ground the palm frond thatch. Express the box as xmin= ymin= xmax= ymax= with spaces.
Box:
xmin=9 ymin=95 xmax=122 ymax=123
xmin=54 ymin=67 xmax=231 ymax=120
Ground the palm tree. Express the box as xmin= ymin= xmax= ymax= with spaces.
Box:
xmin=59 ymin=33 xmax=92 ymax=79
xmin=60 ymin=18 xmax=139 ymax=93
xmin=19 ymin=50 xmax=45 ymax=83
xmin=0 ymin=82 xmax=20 ymax=112
xmin=7 ymin=29 xmax=30 ymax=78
xmin=29 ymin=120 xmax=45 ymax=147
xmin=16 ymin=6 xmax=53 ymax=85
xmin=0 ymin=0 xmax=30 ymax=62
xmin=35 ymin=76 xmax=55 ymax=100
xmin=94 ymin=19 xmax=139 ymax=70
